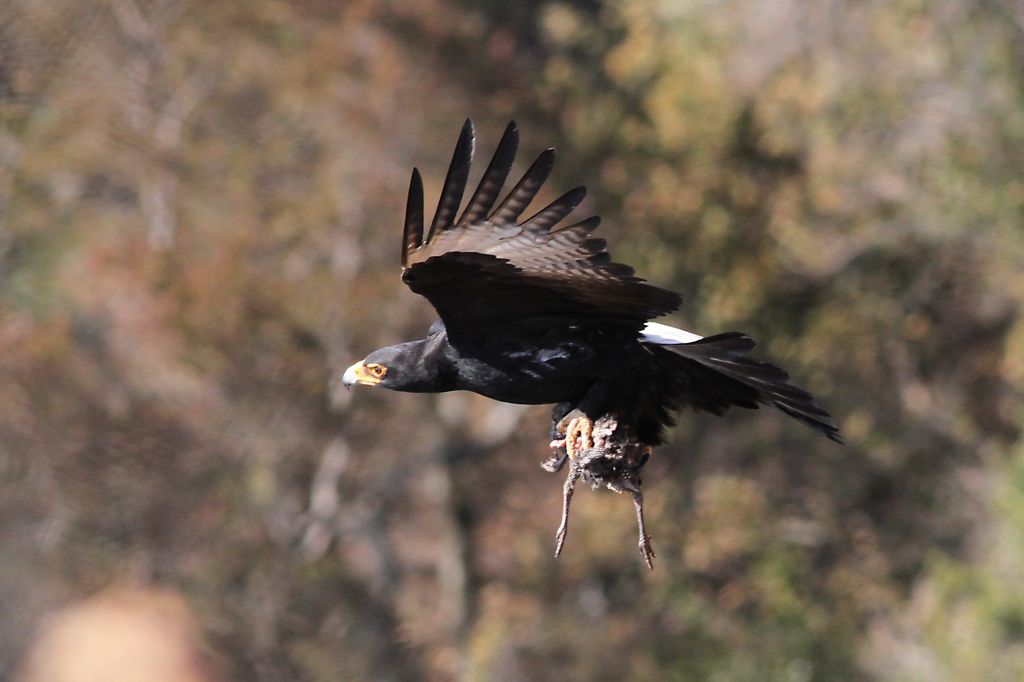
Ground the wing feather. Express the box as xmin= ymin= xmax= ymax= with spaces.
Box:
xmin=401 ymin=168 xmax=424 ymax=267
xmin=653 ymin=335 xmax=842 ymax=442
xmin=520 ymin=186 xmax=587 ymax=232
xmin=458 ymin=121 xmax=518 ymax=226
xmin=402 ymin=121 xmax=681 ymax=341
xmin=489 ymin=148 xmax=556 ymax=224
xmin=426 ymin=119 xmax=475 ymax=241
xmin=555 ymin=215 xmax=601 ymax=234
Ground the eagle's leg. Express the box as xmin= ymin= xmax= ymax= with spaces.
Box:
xmin=542 ymin=402 xmax=573 ymax=472
xmin=565 ymin=380 xmax=617 ymax=458
xmin=554 ymin=465 xmax=580 ymax=558
xmin=564 ymin=415 xmax=594 ymax=460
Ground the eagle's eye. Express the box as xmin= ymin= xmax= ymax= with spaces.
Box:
xmin=367 ymin=363 xmax=387 ymax=379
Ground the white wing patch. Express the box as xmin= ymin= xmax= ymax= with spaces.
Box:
xmin=640 ymin=321 xmax=704 ymax=345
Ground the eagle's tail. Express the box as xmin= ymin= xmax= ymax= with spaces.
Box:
xmin=651 ymin=332 xmax=842 ymax=443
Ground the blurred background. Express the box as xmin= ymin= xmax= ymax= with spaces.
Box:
xmin=2 ymin=0 xmax=1023 ymax=680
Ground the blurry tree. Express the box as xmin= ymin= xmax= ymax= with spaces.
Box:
xmin=1 ymin=0 xmax=1022 ymax=680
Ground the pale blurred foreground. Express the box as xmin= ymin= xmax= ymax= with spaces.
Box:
xmin=20 ymin=588 xmax=216 ymax=682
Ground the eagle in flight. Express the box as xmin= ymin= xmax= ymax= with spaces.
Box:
xmin=344 ymin=120 xmax=840 ymax=565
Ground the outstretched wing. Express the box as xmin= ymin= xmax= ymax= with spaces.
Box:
xmin=401 ymin=120 xmax=681 ymax=343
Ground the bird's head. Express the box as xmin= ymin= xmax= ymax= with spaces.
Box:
xmin=342 ymin=340 xmax=447 ymax=393
xmin=342 ymin=345 xmax=401 ymax=390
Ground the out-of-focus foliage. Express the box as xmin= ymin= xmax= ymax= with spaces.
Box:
xmin=1 ymin=0 xmax=1022 ymax=679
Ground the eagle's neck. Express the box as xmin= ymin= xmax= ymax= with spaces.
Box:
xmin=388 ymin=336 xmax=460 ymax=393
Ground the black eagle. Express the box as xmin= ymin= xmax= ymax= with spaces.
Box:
xmin=343 ymin=120 xmax=840 ymax=562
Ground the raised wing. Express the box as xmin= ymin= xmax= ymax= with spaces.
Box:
xmin=401 ymin=120 xmax=681 ymax=341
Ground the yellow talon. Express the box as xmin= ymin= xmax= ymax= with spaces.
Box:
xmin=565 ymin=415 xmax=594 ymax=460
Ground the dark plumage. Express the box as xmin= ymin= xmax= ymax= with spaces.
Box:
xmin=344 ymin=120 xmax=841 ymax=448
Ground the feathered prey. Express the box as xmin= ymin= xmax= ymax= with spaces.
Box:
xmin=344 ymin=120 xmax=841 ymax=567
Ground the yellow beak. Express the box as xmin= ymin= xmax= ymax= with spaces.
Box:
xmin=342 ymin=361 xmax=381 ymax=388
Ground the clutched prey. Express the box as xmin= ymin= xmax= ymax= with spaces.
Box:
xmin=343 ymin=120 xmax=842 ymax=568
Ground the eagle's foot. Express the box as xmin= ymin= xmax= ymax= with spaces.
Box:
xmin=542 ymin=440 xmax=568 ymax=473
xmin=564 ymin=414 xmax=594 ymax=460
